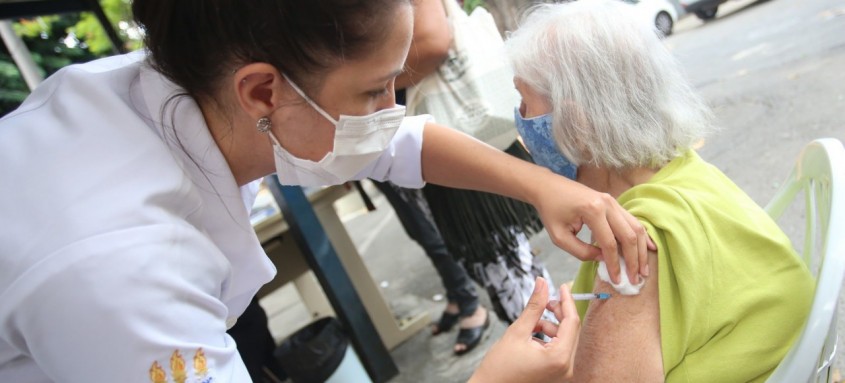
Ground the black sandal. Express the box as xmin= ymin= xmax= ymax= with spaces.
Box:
xmin=431 ymin=311 xmax=460 ymax=335
xmin=454 ymin=313 xmax=490 ymax=356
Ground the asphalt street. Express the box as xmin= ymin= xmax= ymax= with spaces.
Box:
xmin=343 ymin=0 xmax=845 ymax=380
xmin=667 ymin=0 xmax=845 ymax=375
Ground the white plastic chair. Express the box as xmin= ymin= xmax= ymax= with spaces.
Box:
xmin=765 ymin=138 xmax=845 ymax=383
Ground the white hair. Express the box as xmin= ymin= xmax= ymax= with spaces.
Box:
xmin=505 ymin=0 xmax=714 ymax=169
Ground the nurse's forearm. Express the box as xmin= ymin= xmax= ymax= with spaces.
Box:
xmin=420 ymin=122 xmax=552 ymax=205
xmin=422 ymin=122 xmax=651 ymax=283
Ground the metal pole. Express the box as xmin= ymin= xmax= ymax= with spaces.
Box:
xmin=0 ymin=20 xmax=42 ymax=90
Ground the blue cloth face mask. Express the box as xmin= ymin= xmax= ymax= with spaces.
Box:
xmin=513 ymin=107 xmax=578 ymax=180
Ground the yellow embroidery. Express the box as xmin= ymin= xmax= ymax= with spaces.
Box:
xmin=151 ymin=348 xmax=213 ymax=382
xmin=149 ymin=361 xmax=167 ymax=383
xmin=193 ymin=348 xmax=209 ymax=377
xmin=170 ymin=350 xmax=188 ymax=383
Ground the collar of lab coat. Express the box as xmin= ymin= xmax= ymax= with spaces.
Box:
xmin=137 ymin=62 xmax=275 ymax=316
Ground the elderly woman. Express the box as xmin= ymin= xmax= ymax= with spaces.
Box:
xmin=504 ymin=1 xmax=813 ymax=381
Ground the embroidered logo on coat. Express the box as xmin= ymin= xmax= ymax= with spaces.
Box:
xmin=149 ymin=361 xmax=167 ymax=383
xmin=149 ymin=348 xmax=214 ymax=383
xmin=193 ymin=348 xmax=209 ymax=377
xmin=171 ymin=350 xmax=187 ymax=383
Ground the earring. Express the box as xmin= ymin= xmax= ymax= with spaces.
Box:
xmin=256 ymin=117 xmax=272 ymax=133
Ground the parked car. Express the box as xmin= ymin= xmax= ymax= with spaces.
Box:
xmin=626 ymin=0 xmax=679 ymax=37
xmin=679 ymin=0 xmax=728 ymax=20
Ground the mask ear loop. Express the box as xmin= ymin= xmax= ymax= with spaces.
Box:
xmin=281 ymin=73 xmax=339 ymax=125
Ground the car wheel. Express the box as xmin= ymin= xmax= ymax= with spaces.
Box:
xmin=655 ymin=11 xmax=673 ymax=37
xmin=694 ymin=7 xmax=718 ymax=21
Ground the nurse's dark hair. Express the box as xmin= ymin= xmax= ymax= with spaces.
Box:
xmin=131 ymin=0 xmax=410 ymax=101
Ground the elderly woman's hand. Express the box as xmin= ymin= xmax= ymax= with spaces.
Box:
xmin=532 ymin=174 xmax=653 ymax=284
xmin=469 ymin=277 xmax=579 ymax=383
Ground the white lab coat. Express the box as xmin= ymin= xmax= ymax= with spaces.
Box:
xmin=0 ymin=51 xmax=427 ymax=382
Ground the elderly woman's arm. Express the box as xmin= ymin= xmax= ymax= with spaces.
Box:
xmin=573 ymin=250 xmax=663 ymax=382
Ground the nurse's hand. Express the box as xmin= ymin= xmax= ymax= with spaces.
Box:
xmin=469 ymin=278 xmax=579 ymax=383
xmin=532 ymin=176 xmax=654 ymax=285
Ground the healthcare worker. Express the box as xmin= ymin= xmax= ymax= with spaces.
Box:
xmin=0 ymin=1 xmax=649 ymax=381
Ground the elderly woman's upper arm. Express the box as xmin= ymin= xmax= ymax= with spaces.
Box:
xmin=573 ymin=250 xmax=663 ymax=382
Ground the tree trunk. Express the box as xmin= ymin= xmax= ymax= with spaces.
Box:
xmin=482 ymin=0 xmax=547 ymax=34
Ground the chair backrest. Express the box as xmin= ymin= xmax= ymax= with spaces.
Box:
xmin=765 ymin=138 xmax=845 ymax=383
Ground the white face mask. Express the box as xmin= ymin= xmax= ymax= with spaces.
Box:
xmin=268 ymin=74 xmax=406 ymax=186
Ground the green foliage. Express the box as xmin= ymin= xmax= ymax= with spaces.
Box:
xmin=73 ymin=14 xmax=114 ymax=54
xmin=71 ymin=0 xmax=141 ymax=55
xmin=14 ymin=16 xmax=60 ymax=38
xmin=463 ymin=0 xmax=487 ymax=13
xmin=12 ymin=13 xmax=98 ymax=73
xmin=1 ymin=0 xmax=140 ymax=116
xmin=0 ymin=57 xmax=28 ymax=112
xmin=12 ymin=0 xmax=139 ymax=55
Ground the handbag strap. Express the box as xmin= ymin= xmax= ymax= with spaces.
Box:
xmin=441 ymin=0 xmax=464 ymax=19
xmin=441 ymin=0 xmax=468 ymax=51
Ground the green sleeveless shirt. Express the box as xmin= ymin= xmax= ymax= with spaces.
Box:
xmin=572 ymin=150 xmax=813 ymax=382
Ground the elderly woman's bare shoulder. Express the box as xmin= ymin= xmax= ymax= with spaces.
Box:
xmin=573 ymin=250 xmax=664 ymax=382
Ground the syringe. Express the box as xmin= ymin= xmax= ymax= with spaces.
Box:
xmin=571 ymin=293 xmax=612 ymax=301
